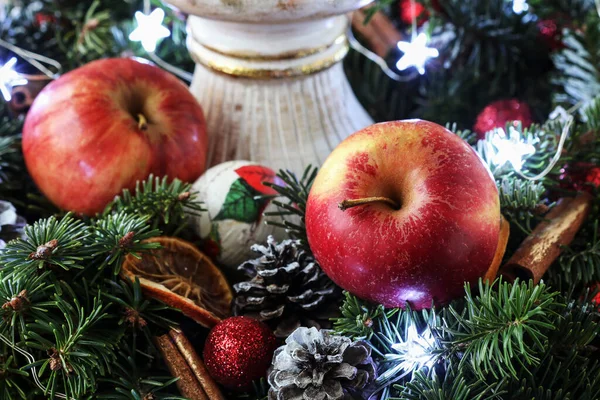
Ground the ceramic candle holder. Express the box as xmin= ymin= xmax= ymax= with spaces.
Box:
xmin=166 ymin=0 xmax=374 ymax=173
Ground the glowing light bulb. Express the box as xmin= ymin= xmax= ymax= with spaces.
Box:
xmin=512 ymin=0 xmax=529 ymax=13
xmin=129 ymin=8 xmax=171 ymax=53
xmin=0 ymin=58 xmax=27 ymax=102
xmin=490 ymin=126 xmax=537 ymax=171
xmin=396 ymin=33 xmax=439 ymax=75
xmin=391 ymin=324 xmax=436 ymax=372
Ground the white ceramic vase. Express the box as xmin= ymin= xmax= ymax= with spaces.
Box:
xmin=166 ymin=0 xmax=374 ymax=174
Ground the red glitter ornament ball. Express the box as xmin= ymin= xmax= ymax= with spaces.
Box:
xmin=560 ymin=162 xmax=600 ymax=193
xmin=473 ymin=99 xmax=534 ymax=139
xmin=203 ymin=316 xmax=277 ymax=390
xmin=398 ymin=0 xmax=429 ymax=26
xmin=537 ymin=19 xmax=564 ymax=50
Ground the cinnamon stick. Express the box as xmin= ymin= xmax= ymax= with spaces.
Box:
xmin=155 ymin=333 xmax=209 ymax=400
xmin=500 ymin=192 xmax=593 ymax=283
xmin=351 ymin=9 xmax=402 ymax=58
xmin=169 ymin=329 xmax=226 ymax=400
xmin=368 ymin=9 xmax=403 ymax=49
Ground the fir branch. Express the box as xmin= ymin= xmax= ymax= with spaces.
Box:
xmin=549 ymin=221 xmax=600 ymax=287
xmin=498 ymin=177 xmax=548 ymax=234
xmin=102 ymin=277 xmax=177 ymax=333
xmin=25 ymin=291 xmax=119 ymax=399
xmin=98 ymin=352 xmax=185 ymax=400
xmin=476 ymin=122 xmax=559 ymax=181
xmin=0 ymin=213 xmax=90 ymax=274
xmin=0 ymin=271 xmax=55 ymax=342
xmin=90 ymin=211 xmax=161 ymax=275
xmin=365 ymin=0 xmax=396 ymax=23
xmin=64 ymin=0 xmax=115 ymax=62
xmin=392 ymin=369 xmax=505 ymax=400
xmin=264 ymin=166 xmax=317 ymax=247
xmin=332 ymin=291 xmax=385 ymax=340
xmin=105 ymin=175 xmax=204 ymax=236
xmin=582 ymin=96 xmax=600 ymax=133
xmin=505 ymin=350 xmax=600 ymax=399
xmin=552 ymin=12 xmax=600 ymax=106
xmin=230 ymin=378 xmax=269 ymax=400
xmin=0 ymin=352 xmax=29 ymax=400
xmin=447 ymin=123 xmax=478 ymax=146
xmin=448 ymin=279 xmax=562 ymax=380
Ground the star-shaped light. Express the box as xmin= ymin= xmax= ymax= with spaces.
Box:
xmin=396 ymin=33 xmax=439 ymax=75
xmin=129 ymin=9 xmax=170 ymax=53
xmin=512 ymin=0 xmax=529 ymax=13
xmin=490 ymin=126 xmax=538 ymax=171
xmin=0 ymin=58 xmax=27 ymax=101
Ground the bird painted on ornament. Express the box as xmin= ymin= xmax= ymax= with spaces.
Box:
xmin=188 ymin=161 xmax=287 ymax=270
xmin=305 ymin=120 xmax=504 ymax=309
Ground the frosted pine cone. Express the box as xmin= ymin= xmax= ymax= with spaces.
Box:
xmin=0 ymin=201 xmax=25 ymax=249
xmin=268 ymin=327 xmax=376 ymax=400
xmin=233 ymin=236 xmax=341 ymax=337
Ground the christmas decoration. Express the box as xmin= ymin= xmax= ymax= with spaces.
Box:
xmin=156 ymin=328 xmax=225 ymax=400
xmin=501 ymin=193 xmax=592 ymax=282
xmin=121 ymin=236 xmax=233 ymax=328
xmin=558 ymin=162 xmax=600 ymax=193
xmin=473 ymin=99 xmax=534 ymax=138
xmin=129 ymin=8 xmax=170 ymax=53
xmin=7 ymin=75 xmax=53 ymax=116
xmin=306 ymin=120 xmax=502 ymax=309
xmin=188 ymin=161 xmax=287 ymax=270
xmin=234 ymin=235 xmax=341 ymax=337
xmin=4 ymin=1 xmax=600 ymax=399
xmin=22 ymin=57 xmax=207 ymax=215
xmin=0 ymin=200 xmax=25 ymax=249
xmin=164 ymin=0 xmax=373 ymax=172
xmin=268 ymin=327 xmax=376 ymax=400
xmin=537 ymin=19 xmax=564 ymax=50
xmin=398 ymin=0 xmax=428 ymax=26
xmin=0 ymin=58 xmax=26 ymax=101
xmin=203 ymin=316 xmax=277 ymax=391
xmin=396 ymin=32 xmax=439 ymax=75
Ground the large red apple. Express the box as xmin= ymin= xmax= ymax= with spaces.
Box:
xmin=22 ymin=58 xmax=207 ymax=216
xmin=305 ymin=120 xmax=501 ymax=309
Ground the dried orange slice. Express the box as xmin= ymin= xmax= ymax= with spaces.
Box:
xmin=121 ymin=237 xmax=232 ymax=328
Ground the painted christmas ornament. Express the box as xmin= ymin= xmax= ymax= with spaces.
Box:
xmin=203 ymin=316 xmax=277 ymax=391
xmin=189 ymin=161 xmax=286 ymax=270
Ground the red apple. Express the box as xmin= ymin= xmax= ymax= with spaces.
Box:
xmin=22 ymin=58 xmax=207 ymax=216
xmin=305 ymin=120 xmax=501 ymax=309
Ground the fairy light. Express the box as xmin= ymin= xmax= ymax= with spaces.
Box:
xmin=390 ymin=324 xmax=436 ymax=372
xmin=512 ymin=0 xmax=529 ymax=13
xmin=371 ymin=322 xmax=436 ymax=396
xmin=129 ymin=8 xmax=171 ymax=53
xmin=0 ymin=332 xmax=72 ymax=399
xmin=0 ymin=57 xmax=27 ymax=101
xmin=489 ymin=126 xmax=538 ymax=172
xmin=396 ymin=33 xmax=439 ymax=75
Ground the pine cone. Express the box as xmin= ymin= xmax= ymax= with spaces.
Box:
xmin=233 ymin=236 xmax=341 ymax=337
xmin=0 ymin=201 xmax=25 ymax=249
xmin=268 ymin=327 xmax=376 ymax=400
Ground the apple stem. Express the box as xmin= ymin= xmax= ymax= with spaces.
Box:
xmin=137 ymin=113 xmax=148 ymax=131
xmin=338 ymin=197 xmax=400 ymax=211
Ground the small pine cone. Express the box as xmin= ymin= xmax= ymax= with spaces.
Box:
xmin=233 ymin=236 xmax=341 ymax=337
xmin=268 ymin=327 xmax=376 ymax=400
xmin=0 ymin=201 xmax=26 ymax=249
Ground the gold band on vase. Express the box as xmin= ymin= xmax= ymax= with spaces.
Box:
xmin=189 ymin=36 xmax=350 ymax=79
